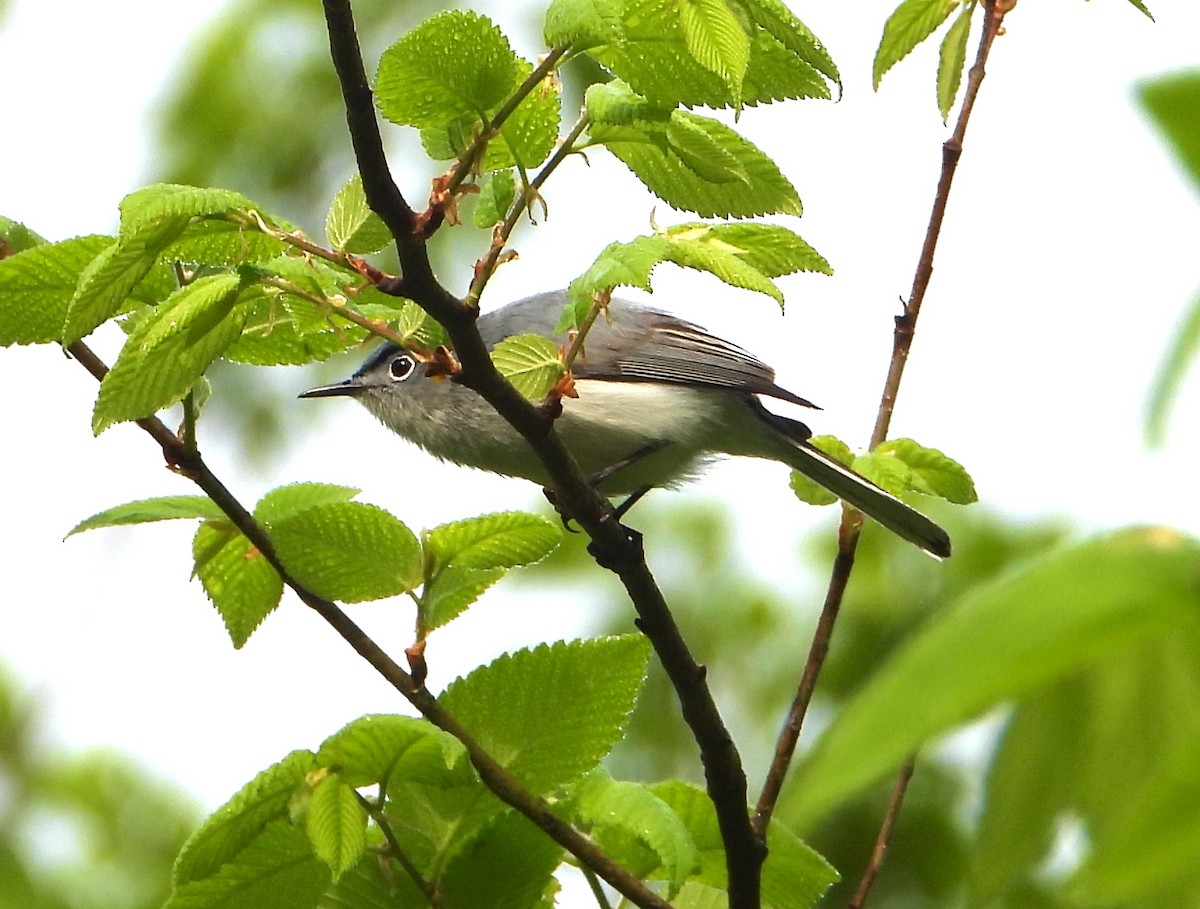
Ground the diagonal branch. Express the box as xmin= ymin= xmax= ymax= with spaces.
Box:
xmin=753 ymin=0 xmax=1009 ymax=860
xmin=321 ymin=3 xmax=765 ymax=905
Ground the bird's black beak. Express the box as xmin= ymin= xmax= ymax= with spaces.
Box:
xmin=298 ymin=380 xmax=360 ymax=399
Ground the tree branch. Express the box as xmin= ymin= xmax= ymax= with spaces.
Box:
xmin=753 ymin=0 xmax=1009 ymax=854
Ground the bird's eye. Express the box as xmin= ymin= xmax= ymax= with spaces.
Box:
xmin=389 ymin=354 xmax=416 ymax=381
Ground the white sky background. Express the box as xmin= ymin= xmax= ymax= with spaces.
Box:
xmin=1 ymin=0 xmax=1199 ymax=810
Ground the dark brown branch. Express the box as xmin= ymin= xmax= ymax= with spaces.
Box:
xmin=847 ymin=759 xmax=915 ymax=909
xmin=320 ymin=3 xmax=763 ymax=905
xmin=753 ymin=0 xmax=1009 ymax=856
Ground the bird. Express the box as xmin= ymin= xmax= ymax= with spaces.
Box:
xmin=301 ymin=291 xmax=950 ymax=557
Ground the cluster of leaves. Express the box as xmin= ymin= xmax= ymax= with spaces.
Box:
xmin=156 ymin=636 xmax=836 ymax=909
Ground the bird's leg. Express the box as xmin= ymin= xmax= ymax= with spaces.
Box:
xmin=544 ymin=440 xmax=670 ymax=529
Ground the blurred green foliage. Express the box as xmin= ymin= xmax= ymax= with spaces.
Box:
xmin=0 ymin=664 xmax=199 ymax=909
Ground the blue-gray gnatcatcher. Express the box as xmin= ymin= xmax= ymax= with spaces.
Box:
xmin=301 ymin=291 xmax=950 ymax=557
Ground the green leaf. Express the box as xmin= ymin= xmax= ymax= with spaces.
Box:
xmin=588 ymin=84 xmax=801 ymax=217
xmin=421 ymin=565 xmax=506 ymax=633
xmin=1122 ymin=0 xmax=1154 ymax=20
xmin=679 ymin=0 xmax=751 ymax=107
xmin=439 ymin=811 xmax=563 ymax=909
xmin=936 ymin=1 xmax=973 ymax=122
xmin=1145 ymin=289 xmax=1200 ymax=446
xmin=472 ymin=170 xmax=517 ymax=228
xmin=317 ymin=714 xmax=451 ymax=789
xmin=651 ymin=780 xmax=838 ymax=909
xmin=118 ymin=183 xmax=279 ymax=236
xmin=874 ymin=438 xmax=976 ymax=503
xmin=175 ymin=750 xmax=318 ymax=885
xmin=440 ymin=636 xmax=651 ymax=794
xmin=164 ymin=819 xmax=329 ymax=909
xmin=62 ymin=220 xmax=189 ymax=345
xmin=375 ymin=11 xmax=521 ymax=130
xmin=304 ymin=772 xmax=366 ymax=881
xmin=666 ymin=222 xmax=831 ymax=277
xmin=271 ymin=501 xmax=421 ymax=603
xmin=67 ymin=495 xmax=226 ymax=537
xmin=491 ymin=333 xmax=565 ymax=400
xmin=734 ymin=0 xmax=840 ymax=85
xmin=851 ymin=450 xmax=912 ymax=498
xmin=873 ymin=0 xmax=959 ymax=90
xmin=0 ymin=235 xmax=111 ymax=346
xmin=543 ymin=0 xmax=625 ymax=48
xmin=572 ymin=771 xmax=699 ymax=894
xmin=789 ymin=528 xmax=1200 ymax=825
xmin=426 ymin=512 xmax=561 ymax=572
xmin=657 ymin=233 xmax=784 ymax=303
xmin=0 ymin=216 xmax=48 ymax=252
xmin=193 ymin=521 xmax=284 ymax=648
xmin=326 ymin=174 xmax=392 ymax=255
xmin=483 ymin=61 xmax=562 ymax=172
xmin=92 ymin=272 xmax=247 ymax=433
xmin=253 ymin=483 xmax=361 ymax=528
xmin=568 ymin=235 xmax=672 ymax=303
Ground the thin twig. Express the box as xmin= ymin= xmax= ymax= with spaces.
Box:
xmin=847 ymin=759 xmax=916 ymax=909
xmin=753 ymin=0 xmax=1008 ymax=854
xmin=320 ymin=3 xmax=763 ymax=905
xmin=354 ymin=791 xmax=436 ymax=903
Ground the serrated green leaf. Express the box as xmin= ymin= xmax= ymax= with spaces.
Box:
xmin=326 ymin=174 xmax=393 ymax=255
xmin=318 ymin=714 xmax=449 ymax=789
xmin=421 ymin=565 xmax=506 ymax=633
xmin=63 ymin=219 xmax=191 ymax=345
xmin=473 ymin=171 xmax=517 ymax=229
xmin=851 ymin=450 xmax=913 ymax=498
xmin=427 ymin=512 xmax=562 ymax=571
xmin=67 ymin=495 xmax=226 ymax=537
xmin=573 ymin=771 xmax=699 ymax=894
xmin=193 ymin=521 xmax=284 ymax=648
xmin=305 ymin=773 xmax=366 ymax=880
xmin=175 ymin=750 xmax=319 ymax=885
xmin=665 ymin=117 xmax=751 ymax=185
xmin=568 ymin=235 xmax=673 ymax=303
xmin=588 ymin=89 xmax=801 ymax=217
xmin=1122 ymin=0 xmax=1154 ymax=20
xmin=666 ymin=222 xmax=831 ymax=277
xmin=440 ymin=811 xmax=563 ymax=909
xmin=491 ymin=333 xmax=565 ymax=400
xmin=651 ymin=780 xmax=838 ymax=909
xmin=544 ymin=0 xmax=625 ymax=48
xmin=119 ymin=184 xmax=278 ymax=236
xmin=679 ymin=0 xmax=751 ymax=106
xmin=271 ymin=501 xmax=421 ymax=603
xmin=440 ymin=636 xmax=651 ymax=794
xmin=484 ymin=62 xmax=562 ymax=172
xmin=734 ymin=0 xmax=840 ymax=85
xmin=254 ymin=483 xmax=361 ymax=528
xmin=0 ymin=235 xmax=111 ymax=346
xmin=92 ymin=272 xmax=247 ymax=433
xmin=875 ymin=438 xmax=977 ymax=503
xmin=663 ymin=236 xmax=783 ymax=303
xmin=790 ymin=528 xmax=1200 ymax=826
xmin=225 ymin=287 xmax=369 ymax=365
xmin=0 ymin=216 xmax=48 ymax=252
xmin=873 ymin=0 xmax=959 ymax=90
xmin=376 ymin=11 xmax=521 ymax=130
xmin=937 ymin=1 xmax=973 ymax=122
xmin=160 ymin=218 xmax=288 ymax=267
xmin=165 ymin=819 xmax=329 ymax=909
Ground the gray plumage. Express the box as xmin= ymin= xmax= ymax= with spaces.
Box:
xmin=302 ymin=292 xmax=950 ymax=557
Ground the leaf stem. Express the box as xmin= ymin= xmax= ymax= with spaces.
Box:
xmin=355 ymin=791 xmax=438 ymax=904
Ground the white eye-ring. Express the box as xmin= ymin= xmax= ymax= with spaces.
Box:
xmin=389 ymin=354 xmax=416 ymax=382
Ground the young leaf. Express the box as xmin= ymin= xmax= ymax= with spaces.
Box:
xmin=850 ymin=450 xmax=913 ymax=498
xmin=271 ymin=501 xmax=422 ymax=603
xmin=375 ymin=11 xmax=521 ymax=131
xmin=491 ymin=333 xmax=566 ymax=400
xmin=317 ymin=714 xmax=451 ymax=788
xmin=473 ymin=170 xmax=517 ymax=228
xmin=304 ymin=772 xmax=366 ymax=881
xmin=790 ymin=435 xmax=853 ymax=506
xmin=0 ymin=235 xmax=111 ymax=346
xmin=426 ymin=512 xmax=561 ymax=572
xmin=790 ymin=528 xmax=1200 ymax=826
xmin=253 ymin=483 xmax=361 ymax=528
xmin=543 ymin=0 xmax=625 ymax=49
xmin=567 ymin=235 xmax=673 ymax=304
xmin=665 ymin=222 xmax=831 ymax=278
xmin=67 ymin=495 xmax=226 ymax=537
xmin=734 ymin=0 xmax=840 ymax=85
xmin=326 ymin=174 xmax=392 ymax=255
xmin=679 ymin=0 xmax=751 ymax=107
xmin=118 ymin=183 xmax=278 ymax=236
xmin=874 ymin=438 xmax=977 ymax=503
xmin=439 ymin=810 xmax=563 ymax=909
xmin=192 ymin=521 xmax=284 ymax=648
xmin=937 ymin=1 xmax=973 ymax=122
xmin=873 ymin=0 xmax=959 ymax=90
xmin=174 ymin=750 xmax=319 ymax=885
xmin=164 ymin=819 xmax=330 ymax=909
xmin=62 ymin=218 xmax=190 ymax=345
xmin=657 ymin=233 xmax=785 ymax=303
xmin=440 ymin=636 xmax=651 ymax=794
xmin=421 ymin=565 xmax=506 ymax=633
xmin=92 ymin=272 xmax=247 ymax=433
xmin=0 ymin=216 xmax=48 ymax=252
xmin=572 ymin=771 xmax=700 ymax=894
xmin=482 ymin=61 xmax=562 ymax=173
